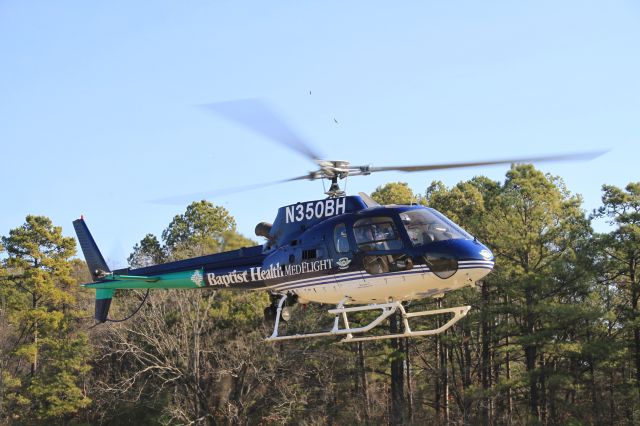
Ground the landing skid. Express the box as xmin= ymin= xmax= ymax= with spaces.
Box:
xmin=266 ymin=295 xmax=470 ymax=343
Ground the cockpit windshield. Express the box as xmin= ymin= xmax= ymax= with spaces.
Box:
xmin=400 ymin=208 xmax=473 ymax=246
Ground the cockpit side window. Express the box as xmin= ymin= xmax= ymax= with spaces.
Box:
xmin=334 ymin=223 xmax=350 ymax=253
xmin=353 ymin=217 xmax=403 ymax=251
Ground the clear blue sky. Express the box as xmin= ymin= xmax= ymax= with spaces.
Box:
xmin=1 ymin=1 xmax=638 ymax=268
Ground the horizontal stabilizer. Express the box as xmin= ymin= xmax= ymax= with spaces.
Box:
xmin=83 ymin=269 xmax=205 ymax=290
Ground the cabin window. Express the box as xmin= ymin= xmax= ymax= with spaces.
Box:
xmin=400 ymin=208 xmax=472 ymax=246
xmin=334 ymin=223 xmax=350 ymax=253
xmin=302 ymin=249 xmax=317 ymax=260
xmin=353 ymin=217 xmax=403 ymax=251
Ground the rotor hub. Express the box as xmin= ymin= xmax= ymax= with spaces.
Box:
xmin=315 ymin=160 xmax=350 ymax=179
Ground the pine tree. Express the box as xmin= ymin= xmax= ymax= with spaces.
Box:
xmin=486 ymin=166 xmax=593 ymax=421
xmin=127 ymin=233 xmax=165 ymax=268
xmin=1 ymin=215 xmax=91 ymax=423
xmin=593 ymin=183 xmax=640 ymax=413
xmin=423 ymin=168 xmax=598 ymax=423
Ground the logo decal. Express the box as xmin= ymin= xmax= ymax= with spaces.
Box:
xmin=205 ymin=260 xmax=335 ymax=287
xmin=191 ymin=270 xmax=204 ymax=287
xmin=336 ymin=257 xmax=352 ymax=270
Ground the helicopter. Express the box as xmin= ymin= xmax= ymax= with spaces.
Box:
xmin=74 ymin=99 xmax=605 ymax=342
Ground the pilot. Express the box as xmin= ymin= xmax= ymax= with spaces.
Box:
xmin=354 ymin=226 xmax=373 ymax=244
xmin=406 ymin=226 xmax=421 ymax=245
xmin=353 ymin=226 xmax=373 ymax=251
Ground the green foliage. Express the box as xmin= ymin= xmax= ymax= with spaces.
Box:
xmin=219 ymin=229 xmax=256 ymax=252
xmin=4 ymin=176 xmax=640 ymax=424
xmin=162 ymin=200 xmax=237 ymax=258
xmin=425 ymin=177 xmax=499 ymax=240
xmin=0 ymin=215 xmax=91 ymax=423
xmin=207 ymin=290 xmax=268 ymax=330
xmin=597 ymin=182 xmax=640 ymax=225
xmin=371 ymin=182 xmax=417 ymax=205
xmin=421 ymin=166 xmax=599 ymax=423
xmin=127 ymin=201 xmax=256 ymax=268
xmin=27 ymin=336 xmax=92 ymax=420
xmin=592 ymin=182 xmax=640 ymax=410
xmin=85 ymin=176 xmax=638 ymax=424
xmin=127 ymin=234 xmax=165 ymax=268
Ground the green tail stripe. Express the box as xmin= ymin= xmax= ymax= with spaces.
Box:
xmin=85 ymin=268 xmax=205 ymax=290
xmin=96 ymin=289 xmax=114 ymax=300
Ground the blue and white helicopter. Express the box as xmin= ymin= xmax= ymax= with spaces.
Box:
xmin=74 ymin=100 xmax=603 ymax=342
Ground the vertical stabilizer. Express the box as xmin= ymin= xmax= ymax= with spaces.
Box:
xmin=72 ymin=217 xmax=112 ymax=322
xmin=72 ymin=217 xmax=110 ymax=280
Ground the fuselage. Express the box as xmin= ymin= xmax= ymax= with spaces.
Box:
xmin=256 ymin=204 xmax=494 ymax=304
xmin=87 ymin=199 xmax=494 ymax=306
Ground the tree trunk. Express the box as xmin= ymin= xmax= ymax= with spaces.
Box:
xmin=192 ymin=308 xmax=207 ymax=423
xmin=609 ymin=369 xmax=615 ymax=425
xmin=481 ymin=282 xmax=491 ymax=426
xmin=357 ymin=341 xmax=371 ymax=424
xmin=505 ymin=310 xmax=513 ymax=423
xmin=525 ymin=287 xmax=539 ymax=420
xmin=390 ymin=312 xmax=405 ymax=425
xmin=405 ymin=338 xmax=414 ymax=424
xmin=435 ymin=312 xmax=442 ymax=420
xmin=31 ymin=292 xmax=37 ymax=376
xmin=582 ymin=326 xmax=598 ymax=425
xmin=539 ymin=353 xmax=547 ymax=425
xmin=588 ymin=358 xmax=599 ymax=425
xmin=438 ymin=298 xmax=450 ymax=424
xmin=462 ymin=321 xmax=472 ymax=424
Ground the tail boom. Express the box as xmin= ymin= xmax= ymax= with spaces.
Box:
xmin=73 ymin=216 xmax=267 ymax=323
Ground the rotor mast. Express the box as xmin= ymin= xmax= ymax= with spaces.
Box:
xmin=325 ymin=176 xmax=344 ymax=198
xmin=315 ymin=160 xmax=372 ymax=198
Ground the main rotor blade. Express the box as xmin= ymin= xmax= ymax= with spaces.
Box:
xmin=201 ymin=98 xmax=322 ymax=162
xmin=364 ymin=150 xmax=608 ymax=174
xmin=149 ymin=175 xmax=311 ymax=205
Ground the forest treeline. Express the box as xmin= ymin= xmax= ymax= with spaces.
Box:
xmin=1 ymin=164 xmax=639 ymax=425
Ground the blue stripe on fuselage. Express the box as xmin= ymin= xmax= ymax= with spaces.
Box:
xmin=269 ymin=263 xmax=493 ymax=292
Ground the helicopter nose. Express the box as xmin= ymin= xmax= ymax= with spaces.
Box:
xmin=421 ymin=239 xmax=494 ymax=262
xmin=419 ymin=239 xmax=494 ymax=279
